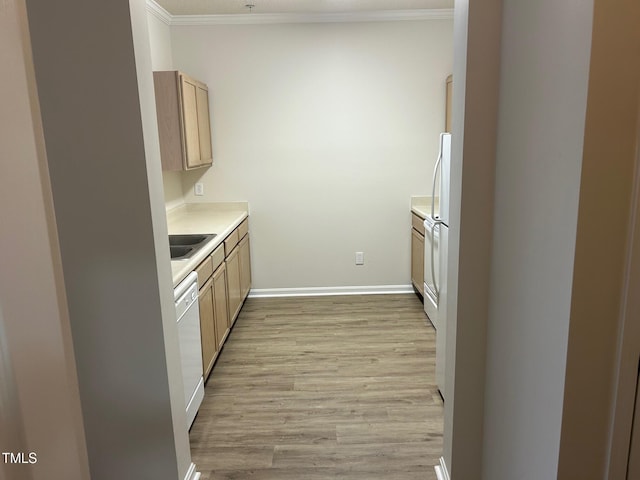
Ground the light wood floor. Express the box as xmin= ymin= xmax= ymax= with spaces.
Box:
xmin=189 ymin=294 xmax=444 ymax=480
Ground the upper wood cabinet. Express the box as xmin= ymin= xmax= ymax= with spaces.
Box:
xmin=445 ymin=74 xmax=453 ymax=133
xmin=153 ymin=71 xmax=213 ymax=171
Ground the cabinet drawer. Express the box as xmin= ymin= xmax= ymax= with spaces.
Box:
xmin=210 ymin=244 xmax=225 ymax=271
xmin=195 ymin=256 xmax=214 ymax=287
xmin=412 ymin=213 xmax=426 ymax=236
xmin=224 ymin=229 xmax=240 ymax=257
xmin=238 ymin=217 xmax=249 ymax=240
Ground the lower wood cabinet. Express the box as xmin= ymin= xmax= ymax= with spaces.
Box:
xmin=212 ymin=263 xmax=229 ymax=350
xmin=192 ymin=217 xmax=251 ymax=381
xmin=225 ymin=245 xmax=242 ymax=326
xmin=224 ymin=217 xmax=251 ymax=327
xmin=198 ymin=276 xmax=217 ymax=379
xmin=196 ymin=245 xmax=230 ymax=381
xmin=411 ymin=228 xmax=425 ymax=294
xmin=411 ymin=213 xmax=425 ymax=295
xmin=239 ymin=234 xmax=251 ymax=300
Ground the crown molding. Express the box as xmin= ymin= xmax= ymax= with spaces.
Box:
xmin=172 ymin=9 xmax=453 ymax=25
xmin=145 ymin=1 xmax=453 ymax=26
xmin=146 ymin=0 xmax=172 ymax=25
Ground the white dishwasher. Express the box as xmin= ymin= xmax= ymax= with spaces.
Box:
xmin=174 ymin=271 xmax=204 ymax=429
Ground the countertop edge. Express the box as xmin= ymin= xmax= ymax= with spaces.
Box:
xmin=170 ymin=210 xmax=248 ymax=288
xmin=411 ymin=206 xmax=428 ymax=220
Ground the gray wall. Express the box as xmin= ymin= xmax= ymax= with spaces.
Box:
xmin=24 ymin=0 xmax=191 ymax=477
xmin=482 ymin=0 xmax=593 ymax=478
xmin=0 ymin=1 xmax=89 ymax=479
xmin=444 ymin=0 xmax=640 ymax=478
xmin=442 ymin=0 xmax=502 ymax=476
xmin=129 ymin=0 xmax=193 ymax=476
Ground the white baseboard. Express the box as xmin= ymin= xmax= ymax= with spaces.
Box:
xmin=248 ymin=284 xmax=414 ymax=298
xmin=184 ymin=463 xmax=200 ymax=480
xmin=434 ymin=456 xmax=450 ymax=480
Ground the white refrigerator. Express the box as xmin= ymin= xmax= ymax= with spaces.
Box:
xmin=424 ymin=132 xmax=451 ymax=400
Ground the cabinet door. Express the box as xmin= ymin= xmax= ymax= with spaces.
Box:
xmin=411 ymin=228 xmax=425 ymax=293
xmin=199 ymin=277 xmax=217 ymax=379
xmin=180 ymin=76 xmax=202 ymax=169
xmin=155 ymin=71 xmax=213 ymax=171
xmin=196 ymin=86 xmax=212 ymax=166
xmin=153 ymin=71 xmax=184 ymax=171
xmin=226 ymin=246 xmax=242 ymax=326
xmin=213 ymin=263 xmax=229 ymax=350
xmin=239 ymin=234 xmax=251 ymax=301
xmin=445 ymin=74 xmax=453 ymax=133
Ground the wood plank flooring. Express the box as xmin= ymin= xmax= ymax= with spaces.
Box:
xmin=189 ymin=294 xmax=443 ymax=480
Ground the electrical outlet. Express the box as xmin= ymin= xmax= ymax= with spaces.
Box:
xmin=194 ymin=183 xmax=204 ymax=196
xmin=355 ymin=252 xmax=364 ymax=265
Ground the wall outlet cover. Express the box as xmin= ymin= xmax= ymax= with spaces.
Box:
xmin=355 ymin=252 xmax=364 ymax=265
xmin=194 ymin=183 xmax=204 ymax=196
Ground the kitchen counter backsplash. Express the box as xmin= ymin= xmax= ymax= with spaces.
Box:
xmin=167 ymin=202 xmax=248 ymax=287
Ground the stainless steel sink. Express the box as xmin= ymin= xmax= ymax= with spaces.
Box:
xmin=169 ymin=234 xmax=216 ymax=260
xmin=170 ymin=245 xmax=195 ymax=260
xmin=169 ymin=234 xmax=214 ymax=246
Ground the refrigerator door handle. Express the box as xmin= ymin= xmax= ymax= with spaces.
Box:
xmin=429 ymin=132 xmax=446 ymax=298
xmin=431 ymin=133 xmax=443 ymax=220
xmin=430 ymin=219 xmax=444 ymax=298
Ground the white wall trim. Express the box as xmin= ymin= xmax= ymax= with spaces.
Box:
xmin=183 ymin=462 xmax=200 ymax=480
xmin=146 ymin=0 xmax=173 ymax=25
xmin=248 ymin=285 xmax=414 ymax=298
xmin=145 ymin=1 xmax=453 ymax=26
xmin=434 ymin=456 xmax=451 ymax=480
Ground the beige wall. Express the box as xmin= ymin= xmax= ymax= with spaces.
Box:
xmin=0 ymin=1 xmax=89 ymax=479
xmin=170 ymin=20 xmax=453 ymax=290
xmin=147 ymin=9 xmax=173 ymax=69
xmin=163 ymin=171 xmax=185 ymax=211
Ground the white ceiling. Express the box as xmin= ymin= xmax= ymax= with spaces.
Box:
xmin=154 ymin=0 xmax=454 ymax=16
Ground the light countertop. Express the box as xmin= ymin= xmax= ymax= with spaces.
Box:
xmin=411 ymin=195 xmax=438 ymax=220
xmin=167 ymin=202 xmax=249 ymax=287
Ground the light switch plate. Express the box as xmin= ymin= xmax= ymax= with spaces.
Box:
xmin=355 ymin=252 xmax=364 ymax=265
